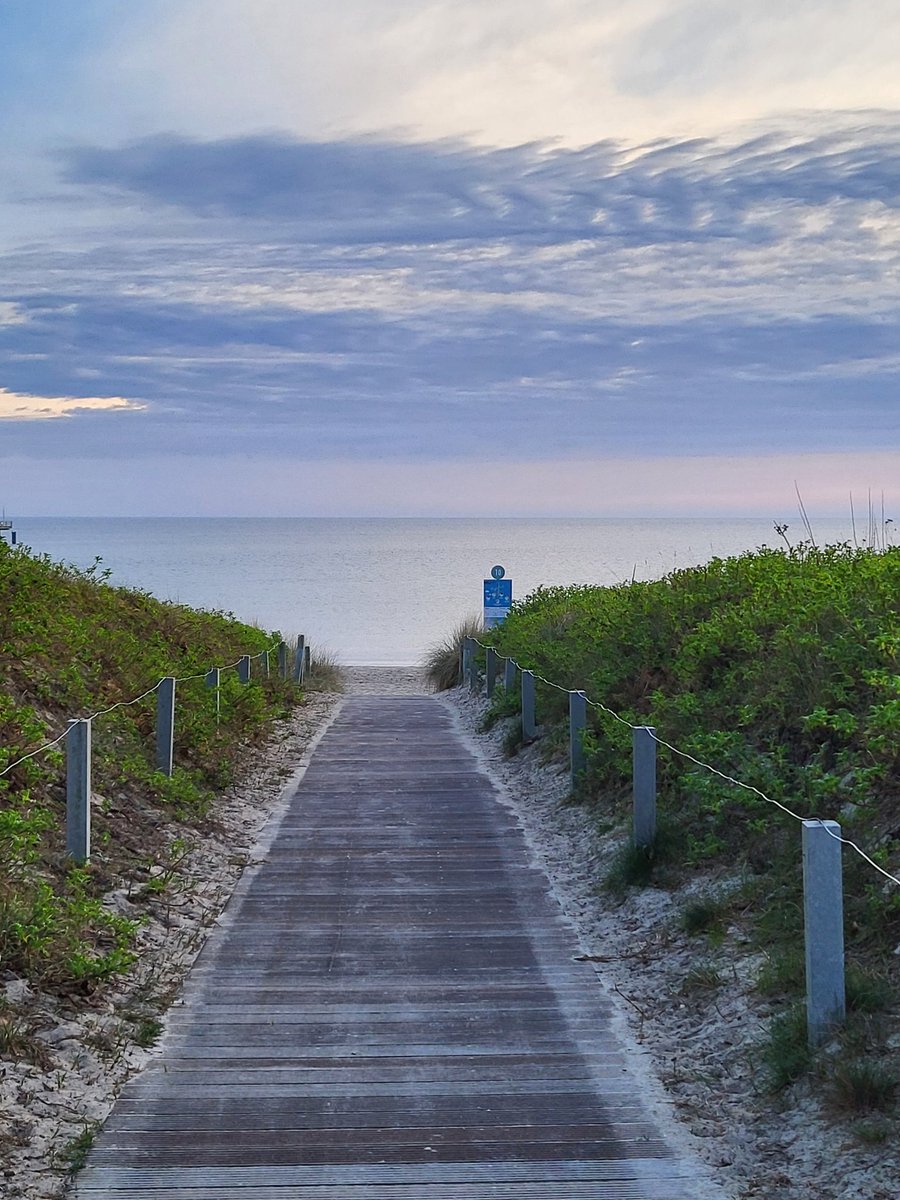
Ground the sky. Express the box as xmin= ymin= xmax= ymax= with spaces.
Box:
xmin=1 ymin=1 xmax=899 ymax=516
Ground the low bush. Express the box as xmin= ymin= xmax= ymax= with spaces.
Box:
xmin=0 ymin=540 xmax=304 ymax=998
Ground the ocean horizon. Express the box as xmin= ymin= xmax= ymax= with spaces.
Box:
xmin=12 ymin=516 xmax=871 ymax=665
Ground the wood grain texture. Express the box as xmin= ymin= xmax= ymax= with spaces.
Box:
xmin=74 ymin=697 xmax=717 ymax=1198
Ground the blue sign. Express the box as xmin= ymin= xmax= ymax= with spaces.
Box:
xmin=483 ymin=577 xmax=512 ymax=629
xmin=491 ymin=564 xmax=505 ymax=580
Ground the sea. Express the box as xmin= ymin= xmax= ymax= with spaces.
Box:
xmin=14 ymin=517 xmax=859 ymax=665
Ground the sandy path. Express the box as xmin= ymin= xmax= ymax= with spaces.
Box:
xmin=342 ymin=665 xmax=429 ymax=695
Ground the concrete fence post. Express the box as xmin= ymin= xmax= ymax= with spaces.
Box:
xmin=503 ymin=657 xmax=517 ymax=692
xmin=485 ymin=647 xmax=499 ymax=698
xmin=238 ymin=655 xmax=251 ymax=685
xmin=521 ymin=670 xmax=536 ymax=740
xmin=66 ymin=718 xmax=91 ymax=864
xmin=569 ymin=690 xmax=587 ymax=789
xmin=803 ymin=819 xmax=846 ymax=1046
xmin=633 ymin=726 xmax=657 ymax=848
xmin=292 ymin=635 xmax=306 ymax=684
xmin=277 ymin=642 xmax=288 ymax=679
xmin=206 ymin=667 xmax=221 ymax=726
xmin=156 ymin=676 xmax=176 ymax=777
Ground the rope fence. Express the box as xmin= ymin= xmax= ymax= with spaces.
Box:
xmin=463 ymin=634 xmax=897 ymax=1047
xmin=0 ymin=633 xmax=314 ymax=866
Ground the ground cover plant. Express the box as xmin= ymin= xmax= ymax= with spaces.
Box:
xmin=0 ymin=540 xmax=304 ymax=997
xmin=478 ymin=541 xmax=900 ymax=1113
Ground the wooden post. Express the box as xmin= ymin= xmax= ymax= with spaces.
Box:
xmin=503 ymin=657 xmax=517 ymax=692
xmin=458 ymin=642 xmax=466 ymax=686
xmin=521 ymin=670 xmax=536 ymax=740
xmin=261 ymin=650 xmax=270 ymax=679
xmin=462 ymin=637 xmax=474 ymax=688
xmin=293 ymin=635 xmax=306 ymax=684
xmin=304 ymin=645 xmax=311 ymax=679
xmin=569 ymin=690 xmax=587 ymax=789
xmin=468 ymin=639 xmax=479 ymax=691
xmin=238 ymin=655 xmax=251 ymax=684
xmin=803 ymin=819 xmax=846 ymax=1046
xmin=66 ymin=718 xmax=91 ymax=864
xmin=156 ymin=677 xmax=176 ymax=777
xmin=633 ymin=726 xmax=657 ymax=848
xmin=277 ymin=642 xmax=288 ymax=679
xmin=486 ymin=647 xmax=499 ymax=697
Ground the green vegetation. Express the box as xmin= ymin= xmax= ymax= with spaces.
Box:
xmin=764 ymin=1005 xmax=813 ymax=1090
xmin=55 ymin=1122 xmax=99 ymax=1174
xmin=679 ymin=894 xmax=729 ymax=938
xmin=0 ymin=541 xmax=305 ymax=997
xmin=828 ymin=1059 xmax=898 ymax=1114
xmin=483 ymin=543 xmax=899 ymax=936
xmin=479 ymin=541 xmax=899 ymax=1103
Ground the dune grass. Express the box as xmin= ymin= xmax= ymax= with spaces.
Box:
xmin=422 ymin=613 xmax=483 ymax=691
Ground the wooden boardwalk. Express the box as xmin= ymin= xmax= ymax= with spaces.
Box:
xmin=74 ymin=697 xmax=720 ymax=1198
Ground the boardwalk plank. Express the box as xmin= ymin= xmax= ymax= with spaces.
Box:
xmin=73 ymin=696 xmax=720 ymax=1199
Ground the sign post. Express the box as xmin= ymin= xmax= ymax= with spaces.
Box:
xmin=483 ymin=565 xmax=512 ymax=629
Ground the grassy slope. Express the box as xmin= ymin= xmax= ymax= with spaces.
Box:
xmin=480 ymin=542 xmax=899 ymax=1098
xmin=0 ymin=541 xmax=302 ymax=994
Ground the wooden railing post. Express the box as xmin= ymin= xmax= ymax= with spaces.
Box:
xmin=205 ymin=667 xmax=220 ymax=726
xmin=633 ymin=726 xmax=657 ymax=848
xmin=277 ymin=641 xmax=288 ymax=679
xmin=803 ymin=820 xmax=846 ymax=1046
xmin=156 ymin=677 xmax=176 ymax=776
xmin=503 ymin=657 xmax=517 ymax=692
xmin=293 ymin=635 xmax=306 ymax=684
xmin=521 ymin=670 xmax=536 ymax=740
xmin=66 ymin=718 xmax=91 ymax=864
xmin=467 ymin=639 xmax=479 ymax=691
xmin=486 ymin=647 xmax=499 ymax=697
xmin=462 ymin=637 xmax=473 ymax=688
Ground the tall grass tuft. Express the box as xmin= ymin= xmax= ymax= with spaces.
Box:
xmin=422 ymin=614 xmax=483 ymax=691
xmin=306 ymin=649 xmax=344 ymax=692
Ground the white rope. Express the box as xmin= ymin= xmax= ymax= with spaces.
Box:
xmin=0 ymin=729 xmax=70 ymax=779
xmin=470 ymin=637 xmax=900 ymax=889
xmin=88 ymin=682 xmax=162 ymax=719
xmin=0 ymin=637 xmax=286 ymax=780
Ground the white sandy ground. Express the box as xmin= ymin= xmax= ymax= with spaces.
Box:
xmin=3 ymin=667 xmax=896 ymax=1199
xmin=446 ymin=684 xmax=900 ymax=1200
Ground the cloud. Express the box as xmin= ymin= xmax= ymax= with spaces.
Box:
xmin=0 ymin=303 xmax=28 ymax=327
xmin=0 ymin=387 xmax=145 ymax=421
xmin=85 ymin=1 xmax=900 ymax=147
xmin=61 ymin=125 xmax=900 ymax=257
xmin=1 ymin=120 xmax=899 ymax=476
